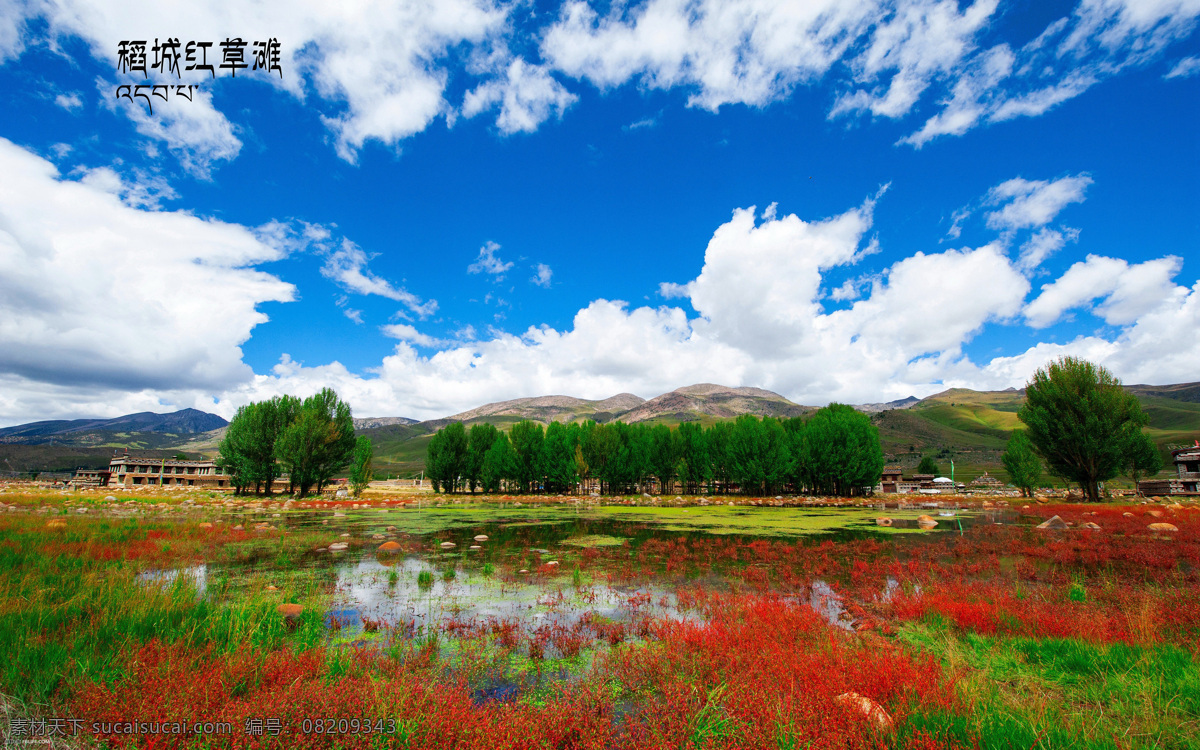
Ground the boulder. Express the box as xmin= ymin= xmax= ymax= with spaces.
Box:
xmin=1080 ymin=522 xmax=1102 ymax=531
xmin=377 ymin=541 xmax=402 ymax=552
xmin=440 ymin=541 xmax=457 ymax=549
xmin=1035 ymin=495 xmax=1049 ymax=504
xmin=1147 ymin=523 xmax=1179 ymax=532
xmin=1122 ymin=512 xmax=1135 ymax=518
xmin=875 ymin=518 xmax=893 ymax=527
xmin=1037 ymin=515 xmax=1070 ymax=530
xmin=276 ymin=603 xmax=303 ymax=630
xmin=474 ymin=535 xmax=489 ymax=542
xmin=328 ymin=542 xmax=349 ymax=551
xmin=1148 ymin=510 xmax=1164 ymax=518
xmin=916 ymin=515 xmax=938 ymax=528
xmin=835 ymin=692 xmax=893 ymax=731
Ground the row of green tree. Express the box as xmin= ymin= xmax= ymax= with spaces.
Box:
xmin=1000 ymin=357 xmax=1163 ymax=501
xmin=218 ymin=388 xmax=373 ymax=497
xmin=425 ymin=404 xmax=884 ymax=496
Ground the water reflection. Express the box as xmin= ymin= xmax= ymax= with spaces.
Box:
xmin=327 ymin=555 xmax=691 ymax=636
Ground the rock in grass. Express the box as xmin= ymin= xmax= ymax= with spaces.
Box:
xmin=1080 ymin=522 xmax=1102 ymax=531
xmin=198 ymin=522 xmax=213 ymax=529
xmin=440 ymin=541 xmax=456 ymax=549
xmin=377 ymin=541 xmax=402 ymax=552
xmin=277 ymin=603 xmax=303 ymax=630
xmin=1037 ymin=515 xmax=1070 ymax=530
xmin=875 ymin=518 xmax=893 ymax=527
xmin=835 ymin=692 xmax=893 ymax=730
xmin=474 ymin=535 xmax=489 ymax=542
xmin=916 ymin=515 xmax=938 ymax=528
xmin=328 ymin=542 xmax=349 ymax=551
xmin=1148 ymin=522 xmax=1179 ymax=532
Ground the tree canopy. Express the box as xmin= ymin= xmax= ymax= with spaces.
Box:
xmin=1001 ymin=429 xmax=1042 ymax=497
xmin=1017 ymin=356 xmax=1150 ymax=502
xmin=422 ymin=408 xmax=884 ymax=496
xmin=219 ymin=389 xmax=354 ymax=497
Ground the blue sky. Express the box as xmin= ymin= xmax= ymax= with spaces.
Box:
xmin=0 ymin=0 xmax=1197 ymax=424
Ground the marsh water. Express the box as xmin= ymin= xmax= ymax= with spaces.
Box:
xmin=137 ymin=502 xmax=1013 ymax=646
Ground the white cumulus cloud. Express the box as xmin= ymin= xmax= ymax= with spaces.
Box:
xmin=1024 ymin=254 xmax=1187 ymax=328
xmin=985 ymin=174 xmax=1092 ymax=231
xmin=0 ymin=138 xmax=294 ymax=399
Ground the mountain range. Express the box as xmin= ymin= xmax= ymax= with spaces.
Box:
xmin=3 ymin=383 xmax=1198 ymax=478
xmin=0 ymin=408 xmax=227 ymax=443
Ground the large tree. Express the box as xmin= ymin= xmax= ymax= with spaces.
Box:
xmin=218 ymin=395 xmax=298 ymax=495
xmin=801 ymin=403 xmax=884 ymax=496
xmin=1001 ymin=429 xmax=1042 ymax=497
xmin=509 ymin=420 xmax=545 ymax=493
xmin=649 ymin=424 xmax=680 ymax=494
xmin=481 ymin=433 xmax=518 ymax=492
xmin=274 ymin=388 xmax=356 ymax=498
xmin=426 ymin=422 xmax=468 ymax=493
xmin=348 ymin=436 xmax=373 ymax=497
xmin=543 ymin=421 xmax=578 ymax=493
xmin=1017 ymin=356 xmax=1149 ymax=502
xmin=464 ymin=423 xmax=500 ymax=493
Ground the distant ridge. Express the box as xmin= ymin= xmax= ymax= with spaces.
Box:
xmin=440 ymin=384 xmax=806 ymax=425
xmin=616 ymin=384 xmax=810 ymax=423
xmin=850 ymin=396 xmax=920 ymax=413
xmin=353 ymin=416 xmax=420 ymax=430
xmin=0 ymin=408 xmax=228 ymax=441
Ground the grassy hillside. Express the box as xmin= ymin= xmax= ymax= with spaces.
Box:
xmin=6 ymin=384 xmax=1198 ymax=484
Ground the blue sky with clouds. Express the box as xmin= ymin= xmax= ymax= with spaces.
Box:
xmin=0 ymin=0 xmax=1197 ymax=424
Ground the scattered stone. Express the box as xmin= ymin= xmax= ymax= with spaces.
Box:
xmin=1148 ymin=510 xmax=1164 ymax=518
xmin=469 ymin=545 xmax=482 ymax=550
xmin=474 ymin=535 xmax=489 ymax=542
xmin=835 ymin=692 xmax=893 ymax=731
xmin=1080 ymin=522 xmax=1102 ymax=531
xmin=1037 ymin=515 xmax=1070 ymax=530
xmin=440 ymin=541 xmax=457 ymax=549
xmin=328 ymin=542 xmax=349 ymax=551
xmin=232 ymin=524 xmax=244 ymax=530
xmin=518 ymin=569 xmax=529 ymax=574
xmin=546 ymin=561 xmax=559 ymax=566
xmin=875 ymin=518 xmax=893 ymax=527
xmin=1034 ymin=495 xmax=1049 ymax=504
xmin=377 ymin=541 xmax=402 ymax=552
xmin=1123 ymin=512 xmax=1135 ymax=518
xmin=340 ymin=533 xmax=350 ymax=538
xmin=266 ymin=585 xmax=278 ymax=591
xmin=916 ymin=515 xmax=938 ymax=528
xmin=1148 ymin=522 xmax=1179 ymax=532
xmin=277 ymin=603 xmax=303 ymax=630
xmin=104 ymin=496 xmax=116 ymax=502
xmin=198 ymin=522 xmax=213 ymax=529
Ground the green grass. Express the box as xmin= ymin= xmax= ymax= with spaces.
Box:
xmin=898 ymin=622 xmax=1200 ymax=749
